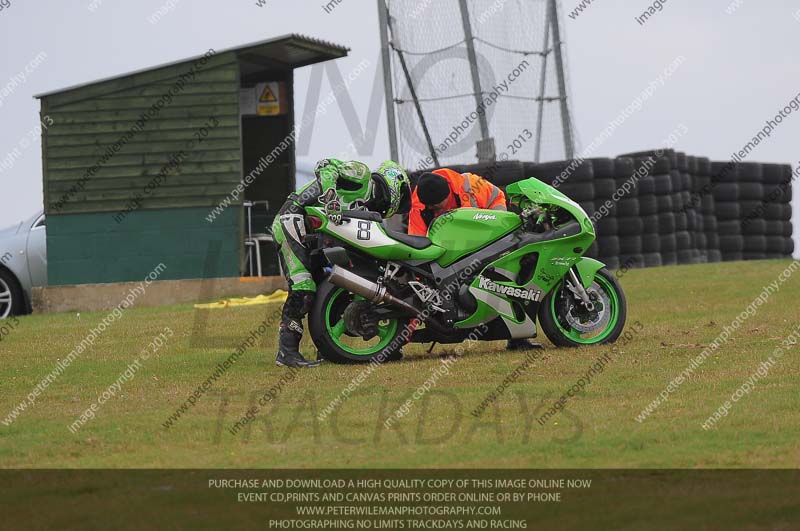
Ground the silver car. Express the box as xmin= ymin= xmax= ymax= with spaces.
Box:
xmin=0 ymin=210 xmax=47 ymax=318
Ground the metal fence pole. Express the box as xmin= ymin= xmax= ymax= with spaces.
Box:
xmin=549 ymin=0 xmax=575 ymax=159
xmin=457 ymin=0 xmax=494 ymax=162
xmin=534 ymin=0 xmax=553 ymax=163
xmin=377 ymin=0 xmax=399 ymax=162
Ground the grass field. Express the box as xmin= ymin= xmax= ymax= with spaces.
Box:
xmin=1 ymin=259 xmax=799 ymax=469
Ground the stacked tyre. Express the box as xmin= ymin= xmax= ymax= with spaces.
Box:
xmin=473 ymin=160 xmax=525 ymax=188
xmin=673 ymin=152 xmax=694 ymax=264
xmin=711 ymin=161 xmax=743 ymax=261
xmin=654 ymin=154 xmax=677 ymax=266
xmin=761 ymin=163 xmax=795 ymax=258
xmin=696 ymin=157 xmax=721 ymax=263
xmin=620 ymin=149 xmax=677 ymax=266
xmin=735 ymin=162 xmax=768 ymax=260
xmin=687 ymin=155 xmax=705 ymax=262
xmin=623 ymin=155 xmax=661 ymax=267
xmin=413 ymin=154 xmax=793 ymax=269
xmin=612 ymin=157 xmax=645 ymax=270
xmin=587 ymin=158 xmax=620 ymax=269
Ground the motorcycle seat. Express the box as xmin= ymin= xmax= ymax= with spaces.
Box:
xmin=385 ymin=229 xmax=433 ymax=250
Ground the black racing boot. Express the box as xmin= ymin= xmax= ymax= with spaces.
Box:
xmin=275 ymin=319 xmax=322 ymax=368
xmin=506 ymin=338 xmax=544 ymax=351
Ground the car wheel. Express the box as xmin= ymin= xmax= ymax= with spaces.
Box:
xmin=0 ymin=269 xmax=24 ymax=319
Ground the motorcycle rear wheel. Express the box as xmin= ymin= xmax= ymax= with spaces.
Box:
xmin=309 ymin=280 xmax=410 ymax=364
xmin=538 ymin=267 xmax=627 ymax=347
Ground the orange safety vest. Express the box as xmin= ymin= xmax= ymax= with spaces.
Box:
xmin=408 ymin=168 xmax=506 ymax=236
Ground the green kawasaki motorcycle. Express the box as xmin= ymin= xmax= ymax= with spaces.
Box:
xmin=304 ymin=177 xmax=627 ymax=363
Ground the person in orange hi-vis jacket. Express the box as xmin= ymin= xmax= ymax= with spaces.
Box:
xmin=407 ymin=168 xmax=540 ymax=351
xmin=407 ymin=168 xmax=506 ymax=236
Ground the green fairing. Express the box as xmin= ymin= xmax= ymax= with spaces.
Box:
xmin=305 ymin=206 xmax=444 ymax=261
xmin=304 ymin=175 xmax=626 ymax=362
xmin=311 ymin=178 xmax=618 ymax=337
xmin=455 ymin=178 xmax=601 ymax=328
xmin=505 ymin=178 xmax=596 ymax=236
xmin=427 ymin=209 xmax=521 ymax=267
xmin=574 ymin=257 xmax=605 ymax=289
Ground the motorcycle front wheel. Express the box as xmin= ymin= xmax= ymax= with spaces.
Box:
xmin=308 ymin=280 xmax=410 ymax=364
xmin=538 ymin=267 xmax=627 ymax=347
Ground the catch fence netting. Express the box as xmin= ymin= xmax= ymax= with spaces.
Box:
xmin=385 ymin=0 xmax=574 ymax=171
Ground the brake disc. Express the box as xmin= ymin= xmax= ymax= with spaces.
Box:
xmin=343 ymin=300 xmax=379 ymax=339
xmin=564 ymin=283 xmax=610 ymax=334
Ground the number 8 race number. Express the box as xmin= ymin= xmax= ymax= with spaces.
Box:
xmin=357 ymin=220 xmax=371 ymax=241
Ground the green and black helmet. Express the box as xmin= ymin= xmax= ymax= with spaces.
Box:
xmin=315 ymin=159 xmax=374 ymax=210
xmin=369 ymin=160 xmax=411 ymax=218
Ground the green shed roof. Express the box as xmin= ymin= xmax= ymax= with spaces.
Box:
xmin=34 ymin=33 xmax=349 ymax=99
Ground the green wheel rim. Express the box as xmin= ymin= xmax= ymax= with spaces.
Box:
xmin=550 ymin=274 xmax=619 ymax=345
xmin=324 ymin=288 xmax=399 ymax=356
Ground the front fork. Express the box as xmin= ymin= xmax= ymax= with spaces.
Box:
xmin=567 ymin=268 xmax=595 ymax=312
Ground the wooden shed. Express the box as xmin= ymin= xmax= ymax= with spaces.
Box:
xmin=36 ymin=34 xmax=348 ymax=286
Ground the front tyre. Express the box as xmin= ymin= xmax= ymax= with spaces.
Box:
xmin=0 ymin=268 xmax=24 ymax=319
xmin=538 ymin=267 xmax=627 ymax=347
xmin=308 ymin=280 xmax=409 ymax=364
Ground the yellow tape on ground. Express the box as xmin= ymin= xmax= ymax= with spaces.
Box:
xmin=193 ymin=289 xmax=288 ymax=309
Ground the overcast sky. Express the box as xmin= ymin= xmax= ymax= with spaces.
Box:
xmin=0 ymin=0 xmax=797 ymax=255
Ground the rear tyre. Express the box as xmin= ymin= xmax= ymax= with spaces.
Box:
xmin=538 ymin=268 xmax=627 ymax=347
xmin=308 ymin=281 xmax=409 ymax=364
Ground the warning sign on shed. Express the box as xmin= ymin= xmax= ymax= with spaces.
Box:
xmin=256 ymin=82 xmax=283 ymax=116
xmin=239 ymin=81 xmax=287 ymax=116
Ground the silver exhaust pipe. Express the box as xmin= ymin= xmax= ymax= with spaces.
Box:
xmin=328 ymin=265 xmax=420 ymax=315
